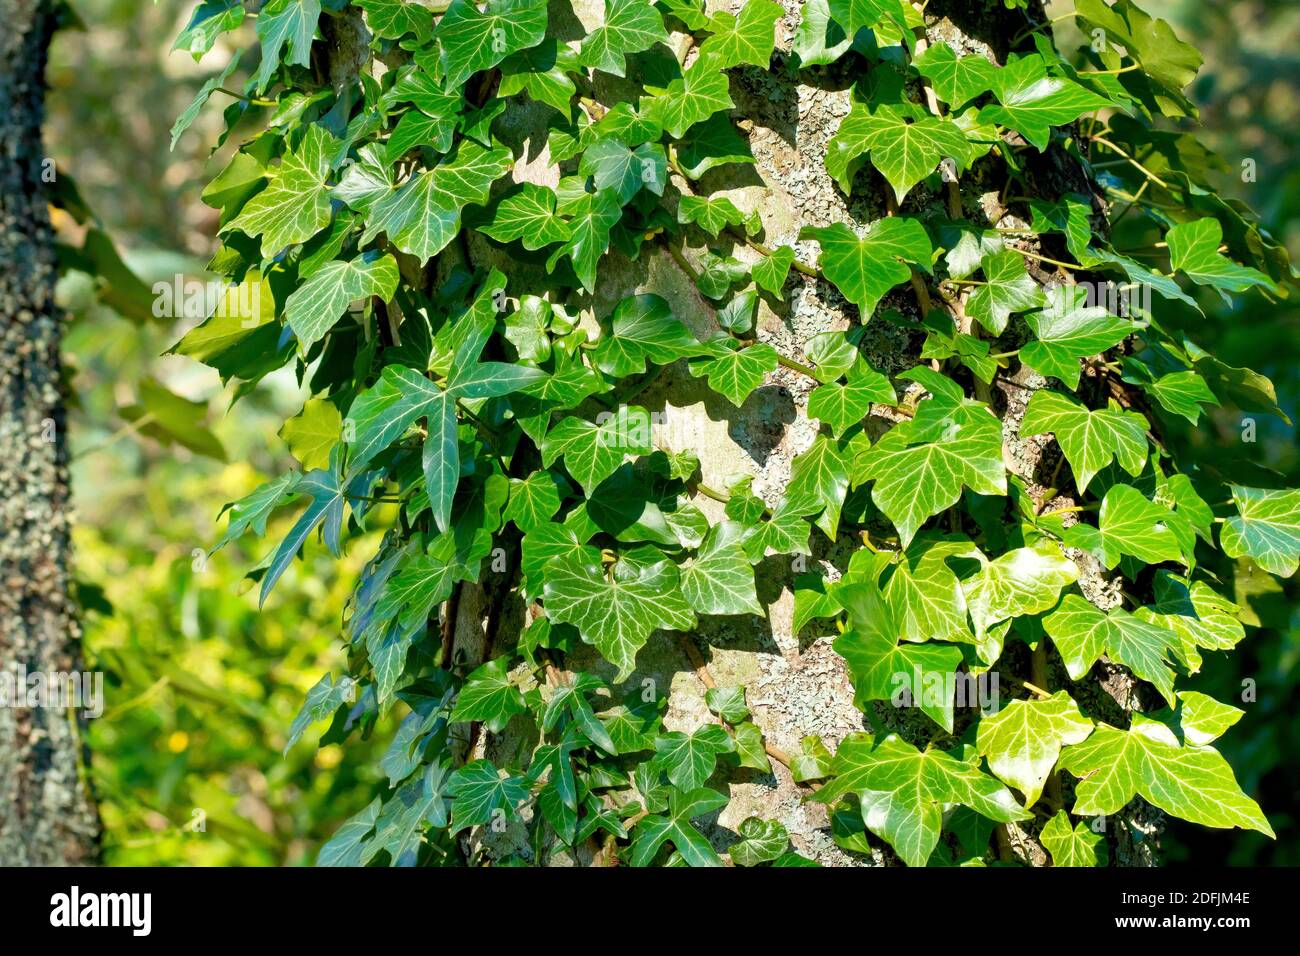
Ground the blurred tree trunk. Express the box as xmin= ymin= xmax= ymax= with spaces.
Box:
xmin=0 ymin=0 xmax=100 ymax=865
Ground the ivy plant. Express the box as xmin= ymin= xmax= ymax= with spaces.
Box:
xmin=173 ymin=0 xmax=1293 ymax=866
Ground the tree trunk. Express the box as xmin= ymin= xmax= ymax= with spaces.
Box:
xmin=0 ymin=0 xmax=100 ymax=866
xmin=449 ymin=0 xmax=1160 ymax=866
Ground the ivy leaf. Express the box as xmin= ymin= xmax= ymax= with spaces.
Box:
xmin=254 ymin=0 xmax=321 ymax=94
xmin=914 ymin=41 xmax=997 ymax=108
xmin=1058 ymin=717 xmax=1273 ymax=836
xmin=678 ymin=194 xmax=746 ymax=237
xmin=653 ymin=725 xmax=734 ymax=790
xmin=504 ymin=471 xmax=564 ymax=533
xmin=547 ymin=188 xmax=623 ymax=292
xmin=855 ymin=395 xmax=1006 ymax=548
xmin=807 ymin=358 xmax=895 ymax=436
xmin=644 ymin=58 xmax=734 ymax=139
xmin=580 ymin=0 xmax=669 ymax=77
xmin=214 ymin=471 xmax=302 ymax=552
xmin=262 ymin=457 xmax=354 ymax=604
xmin=540 ymin=405 xmax=654 ymax=493
xmin=705 ymin=686 xmax=750 ymax=724
xmin=284 ymin=252 xmax=399 ymax=350
xmin=543 ymin=554 xmax=697 ymax=680
xmin=752 ymin=244 xmax=796 ymax=294
xmin=680 ymin=522 xmax=762 ymax=616
xmin=346 ymin=366 xmax=458 ymax=529
xmin=790 ymin=736 xmax=834 ymax=783
xmin=592 ymin=294 xmax=702 ymax=376
xmin=360 ymin=140 xmax=513 ymax=263
xmin=1061 ymin=484 xmax=1183 ymax=570
xmin=581 ymin=138 xmax=667 ymax=203
xmin=698 ymin=0 xmax=782 ymax=69
xmin=880 ymin=536 xmax=977 ymax=645
xmin=826 ymin=102 xmax=970 ymax=202
xmin=1040 ymin=811 xmax=1107 ymax=867
xmin=728 ymin=817 xmax=788 ymax=866
xmin=1125 ymin=367 xmax=1219 ymax=425
xmin=811 ymin=733 xmax=1030 ymax=868
xmin=802 ymin=219 xmax=933 ymax=319
xmin=742 ymin=497 xmax=813 ymax=561
xmin=962 ymin=541 xmax=1078 ymax=641
xmin=482 ymin=184 xmax=570 ymax=250
xmin=174 ymin=0 xmax=246 ymax=61
xmin=1020 ymin=285 xmax=1134 ymax=389
xmin=826 ymin=0 xmax=909 ymax=37
xmin=787 ymin=433 xmax=851 ymax=540
xmin=279 ymin=398 xmax=341 ymax=471
xmin=450 ymin=657 xmax=527 ymax=732
xmin=1073 ymin=0 xmax=1202 ymax=118
xmin=966 ymin=250 xmax=1045 ymax=335
xmin=225 ymin=124 xmax=336 ymax=257
xmin=1135 ymin=573 xmax=1244 ymax=674
xmin=365 ymin=763 xmax=452 ymax=864
xmin=630 ymin=787 xmax=729 ymax=867
xmin=435 ymin=0 xmax=548 ymax=90
xmin=1167 ymin=218 xmax=1277 ymax=298
xmin=688 ymin=341 xmax=778 ymax=407
xmin=447 ymin=759 xmax=528 ymax=834
xmin=1020 ymin=390 xmax=1148 ymax=493
xmin=833 ymin=582 xmax=965 ymax=732
xmin=674 ymin=112 xmax=754 ymax=179
xmin=1043 ymin=594 xmax=1182 ymax=705
xmin=1220 ymin=485 xmax=1300 ymax=577
xmin=792 ymin=0 xmax=852 ymax=67
xmin=499 ymin=38 xmax=579 ymax=115
xmin=1176 ymin=691 xmax=1245 ymax=747
xmin=979 ymin=54 xmax=1116 ymax=150
xmin=285 ymin=671 xmax=353 ymax=753
xmin=356 ymin=0 xmax=433 ymax=40
xmin=975 ymin=691 xmax=1094 ymax=806
xmin=317 ymin=796 xmax=381 ymax=866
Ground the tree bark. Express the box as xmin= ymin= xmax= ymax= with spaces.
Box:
xmin=0 ymin=0 xmax=100 ymax=865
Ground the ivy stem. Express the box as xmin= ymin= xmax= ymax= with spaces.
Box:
xmin=216 ymin=87 xmax=277 ymax=108
xmin=1088 ymin=136 xmax=1171 ymax=190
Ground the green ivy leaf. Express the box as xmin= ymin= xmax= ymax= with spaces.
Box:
xmin=680 ymin=522 xmax=762 ymax=615
xmin=540 ymin=405 xmax=654 ymax=493
xmin=592 ymin=294 xmax=702 ymax=376
xmin=1040 ymin=810 xmax=1107 ymax=867
xmin=435 ymin=0 xmax=549 ymax=90
xmin=284 ymin=252 xmax=399 ymax=350
xmin=450 ymin=657 xmax=527 ymax=732
xmin=966 ymin=250 xmax=1045 ymax=335
xmin=688 ymin=341 xmax=778 ymax=408
xmin=1020 ymin=390 xmax=1148 ymax=493
xmin=653 ymin=724 xmax=734 ymax=790
xmin=811 ymin=733 xmax=1030 ymax=867
xmin=698 ymin=0 xmax=782 ymax=69
xmin=644 ymin=59 xmax=734 ymax=139
xmin=802 ymin=219 xmax=933 ymax=319
xmin=1058 ymin=717 xmax=1273 ymax=836
xmin=1020 ymin=285 xmax=1134 ymax=389
xmin=827 ymin=102 xmax=970 ymax=202
xmin=1220 ymin=485 xmax=1300 ymax=577
xmin=975 ymin=691 xmax=1094 ymax=806
xmin=1061 ymin=483 xmax=1183 ymax=570
xmin=254 ymin=0 xmax=321 ymax=94
xmin=914 ymin=41 xmax=998 ymax=109
xmin=447 ymin=759 xmax=528 ymax=834
xmin=543 ymin=554 xmax=697 ymax=680
xmin=979 ymin=54 xmax=1116 ymax=150
xmin=580 ymin=0 xmax=669 ymax=77
xmin=1043 ymin=594 xmax=1181 ymax=705
xmin=1167 ymin=217 xmax=1277 ymax=298
xmin=226 ymin=124 xmax=336 ymax=257
xmin=728 ymin=816 xmax=788 ymax=866
xmin=630 ymin=787 xmax=729 ymax=867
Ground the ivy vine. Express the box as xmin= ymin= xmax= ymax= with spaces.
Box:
xmin=173 ymin=0 xmax=1294 ymax=866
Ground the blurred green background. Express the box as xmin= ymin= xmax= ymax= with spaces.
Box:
xmin=43 ymin=0 xmax=1298 ymax=865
